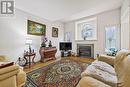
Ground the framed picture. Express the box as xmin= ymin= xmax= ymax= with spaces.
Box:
xmin=75 ymin=17 xmax=97 ymax=40
xmin=27 ymin=20 xmax=46 ymax=36
xmin=52 ymin=27 xmax=58 ymax=37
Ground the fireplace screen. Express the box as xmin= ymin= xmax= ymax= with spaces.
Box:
xmin=77 ymin=44 xmax=94 ymax=58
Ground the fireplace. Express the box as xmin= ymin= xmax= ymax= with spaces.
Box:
xmin=77 ymin=44 xmax=94 ymax=58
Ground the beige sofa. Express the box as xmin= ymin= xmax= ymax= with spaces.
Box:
xmin=77 ymin=49 xmax=130 ymax=87
xmin=97 ymin=54 xmax=115 ymax=66
xmin=0 ymin=56 xmax=26 ymax=87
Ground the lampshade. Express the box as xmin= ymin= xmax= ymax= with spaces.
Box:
xmin=25 ymin=39 xmax=32 ymax=45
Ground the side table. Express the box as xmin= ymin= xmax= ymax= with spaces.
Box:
xmin=24 ymin=52 xmax=36 ymax=68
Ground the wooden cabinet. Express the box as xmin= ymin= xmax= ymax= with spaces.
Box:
xmin=39 ymin=47 xmax=57 ymax=62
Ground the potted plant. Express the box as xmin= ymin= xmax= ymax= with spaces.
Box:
xmin=41 ymin=36 xmax=48 ymax=47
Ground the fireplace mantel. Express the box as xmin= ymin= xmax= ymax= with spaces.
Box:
xmin=77 ymin=44 xmax=94 ymax=58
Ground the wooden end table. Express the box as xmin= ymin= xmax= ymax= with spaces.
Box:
xmin=24 ymin=52 xmax=36 ymax=68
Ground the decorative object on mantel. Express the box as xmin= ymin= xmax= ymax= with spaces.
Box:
xmin=41 ymin=36 xmax=48 ymax=47
xmin=52 ymin=27 xmax=58 ymax=37
xmin=27 ymin=20 xmax=46 ymax=36
xmin=75 ymin=17 xmax=97 ymax=40
xmin=48 ymin=40 xmax=52 ymax=47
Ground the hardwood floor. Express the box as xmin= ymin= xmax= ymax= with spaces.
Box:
xmin=23 ymin=56 xmax=95 ymax=73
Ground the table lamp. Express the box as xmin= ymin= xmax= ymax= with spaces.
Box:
xmin=25 ymin=39 xmax=32 ymax=53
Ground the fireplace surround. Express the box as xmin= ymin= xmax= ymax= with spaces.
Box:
xmin=77 ymin=44 xmax=94 ymax=58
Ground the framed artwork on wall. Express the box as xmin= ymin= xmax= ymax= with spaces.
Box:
xmin=52 ymin=27 xmax=58 ymax=37
xmin=27 ymin=20 xmax=46 ymax=36
xmin=75 ymin=17 xmax=97 ymax=40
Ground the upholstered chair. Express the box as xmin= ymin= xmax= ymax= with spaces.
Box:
xmin=0 ymin=55 xmax=26 ymax=87
xmin=0 ymin=55 xmax=9 ymax=62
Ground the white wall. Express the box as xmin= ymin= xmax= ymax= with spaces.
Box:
xmin=121 ymin=0 xmax=130 ymax=49
xmin=64 ymin=9 xmax=120 ymax=58
xmin=0 ymin=9 xmax=64 ymax=62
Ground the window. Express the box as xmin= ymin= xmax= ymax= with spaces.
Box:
xmin=105 ymin=25 xmax=120 ymax=51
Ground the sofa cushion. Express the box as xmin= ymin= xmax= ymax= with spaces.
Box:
xmin=82 ymin=65 xmax=117 ymax=87
xmin=91 ymin=61 xmax=116 ymax=75
xmin=78 ymin=77 xmax=111 ymax=87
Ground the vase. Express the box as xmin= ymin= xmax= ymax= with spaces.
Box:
xmin=48 ymin=40 xmax=52 ymax=47
xmin=41 ymin=42 xmax=46 ymax=47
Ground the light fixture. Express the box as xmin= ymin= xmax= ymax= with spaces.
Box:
xmin=25 ymin=38 xmax=32 ymax=53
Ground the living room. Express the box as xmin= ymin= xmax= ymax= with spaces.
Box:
xmin=0 ymin=0 xmax=130 ymax=87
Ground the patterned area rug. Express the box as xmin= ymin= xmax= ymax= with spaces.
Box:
xmin=24 ymin=59 xmax=89 ymax=87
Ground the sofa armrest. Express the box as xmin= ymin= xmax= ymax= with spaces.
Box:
xmin=17 ymin=69 xmax=26 ymax=87
xmin=0 ymin=65 xmax=20 ymax=81
xmin=97 ymin=55 xmax=115 ymax=66
xmin=0 ymin=65 xmax=19 ymax=75
xmin=77 ymin=77 xmax=111 ymax=87
xmin=0 ymin=69 xmax=19 ymax=81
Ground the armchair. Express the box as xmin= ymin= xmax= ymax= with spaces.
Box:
xmin=0 ymin=56 xmax=9 ymax=62
xmin=77 ymin=49 xmax=130 ymax=87
xmin=0 ymin=56 xmax=26 ymax=87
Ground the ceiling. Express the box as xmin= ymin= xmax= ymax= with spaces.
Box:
xmin=16 ymin=0 xmax=123 ymax=22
